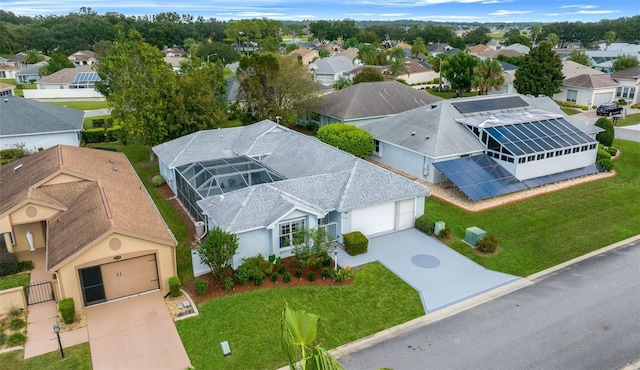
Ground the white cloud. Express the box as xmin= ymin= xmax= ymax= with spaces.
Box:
xmin=489 ymin=9 xmax=533 ymax=16
xmin=544 ymin=13 xmax=561 ymax=16
xmin=560 ymin=4 xmax=597 ymax=9
xmin=572 ymin=10 xmax=620 ymax=14
xmin=379 ymin=13 xmax=409 ymax=16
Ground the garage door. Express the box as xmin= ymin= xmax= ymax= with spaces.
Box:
xmin=79 ymin=254 xmax=159 ymax=306
xmin=351 ymin=202 xmax=395 ymax=236
xmin=593 ymin=92 xmax=613 ymax=107
xmin=395 ymin=199 xmax=415 ymax=230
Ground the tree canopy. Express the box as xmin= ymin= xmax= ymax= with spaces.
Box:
xmin=513 ymin=41 xmax=564 ymax=97
xmin=612 ymin=55 xmax=639 ymax=72
xmin=463 ymin=26 xmax=491 ymax=45
xmin=441 ymin=52 xmax=480 ymax=97
xmin=197 ymin=227 xmax=239 ymax=280
xmin=568 ymin=50 xmax=593 ymax=67
xmin=316 ymin=123 xmax=374 ymax=158
xmin=472 ymin=59 xmax=505 ymax=95
xmin=39 ymin=52 xmax=74 ymax=75
xmin=353 ymin=67 xmax=385 ymax=84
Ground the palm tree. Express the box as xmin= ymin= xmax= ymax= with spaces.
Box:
xmin=411 ymin=37 xmax=427 ymax=57
xmin=531 ymin=26 xmax=542 ymax=46
xmin=387 ymin=47 xmax=407 ymax=77
xmin=332 ymin=77 xmax=351 ymax=90
xmin=25 ymin=49 xmax=42 ymax=64
xmin=472 ymin=59 xmax=505 ymax=95
xmin=546 ymin=33 xmax=559 ymax=49
xmin=281 ymin=303 xmax=344 ymax=370
xmin=604 ymin=31 xmax=616 ymax=50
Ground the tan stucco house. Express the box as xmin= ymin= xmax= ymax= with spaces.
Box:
xmin=0 ymin=145 xmax=176 ymax=311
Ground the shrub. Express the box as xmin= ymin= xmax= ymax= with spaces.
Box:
xmin=6 ymin=332 xmax=26 ymax=346
xmin=18 ymin=260 xmax=34 ymax=271
xmin=253 ymin=275 xmax=263 ymax=286
xmin=239 ymin=255 xmax=273 ymax=282
xmin=333 ymin=267 xmax=355 ymax=282
xmin=234 ymin=268 xmax=249 ymax=284
xmin=0 ymin=332 xmax=5 ymax=346
xmin=294 ymin=268 xmax=302 ymax=279
xmin=607 ymin=147 xmax=618 ymax=157
xmin=308 ymin=272 xmax=316 ymax=282
xmin=316 ymin=124 xmax=374 ymax=157
xmin=414 ymin=215 xmax=433 ymax=235
xmin=223 ymin=276 xmax=235 ymax=291
xmin=322 ymin=268 xmax=331 ymax=279
xmin=597 ymin=148 xmax=612 ymax=161
xmin=278 ymin=265 xmax=286 ymax=274
xmin=283 ymin=271 xmax=292 ymax=283
xmin=596 ymin=158 xmax=614 ymax=171
xmin=169 ymin=276 xmax=181 ymax=297
xmin=476 ymin=235 xmax=498 ymax=253
xmin=194 ymin=278 xmax=208 ymax=296
xmin=595 ymin=118 xmax=614 ymax=147
xmin=8 ymin=318 xmax=26 ymax=330
xmin=0 ymin=250 xmax=20 ymax=277
xmin=618 ymin=99 xmax=627 ymax=106
xmin=82 ymin=126 xmax=123 ymax=144
xmin=270 ymin=272 xmax=279 ymax=282
xmin=437 ymin=227 xmax=452 ymax=240
xmin=151 ymin=175 xmax=166 ymax=187
xmin=8 ymin=306 xmax=23 ymax=318
xmin=58 ymin=298 xmax=76 ymax=325
xmin=322 ymin=255 xmax=333 ymax=267
xmin=343 ymin=231 xmax=368 ymax=256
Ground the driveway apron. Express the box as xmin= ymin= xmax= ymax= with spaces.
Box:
xmin=337 ymin=229 xmax=519 ymax=313
xmin=85 ymin=292 xmax=191 ymax=370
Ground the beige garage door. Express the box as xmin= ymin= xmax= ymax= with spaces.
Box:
xmin=101 ymin=254 xmax=159 ymax=301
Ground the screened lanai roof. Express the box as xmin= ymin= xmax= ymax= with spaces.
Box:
xmin=176 ymin=156 xmax=285 ymax=198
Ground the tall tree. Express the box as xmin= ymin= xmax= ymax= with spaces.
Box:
xmin=281 ymin=303 xmax=344 ymax=370
xmin=93 ymin=40 xmax=112 ymax=59
xmin=25 ymin=49 xmax=43 ymax=64
xmin=410 ymin=37 xmax=427 ymax=57
xmin=197 ymin=227 xmax=239 ymax=280
xmin=386 ymin=47 xmax=407 ymax=77
xmin=513 ymin=41 xmax=564 ymax=97
xmin=463 ymin=26 xmax=491 ymax=45
xmin=568 ymin=50 xmax=593 ymax=67
xmin=441 ymin=52 xmax=480 ymax=97
xmin=236 ymin=53 xmax=321 ymax=125
xmin=546 ymin=33 xmax=559 ymax=48
xmin=353 ymin=67 xmax=385 ymax=84
xmin=472 ymin=59 xmax=505 ymax=95
xmin=39 ymin=52 xmax=74 ymax=75
xmin=505 ymin=33 xmax=532 ymax=47
xmin=96 ymin=29 xmax=177 ymax=153
xmin=612 ymin=55 xmax=639 ymax=72
xmin=531 ymin=25 xmax=542 ymax=45
xmin=604 ymin=31 xmax=616 ymax=50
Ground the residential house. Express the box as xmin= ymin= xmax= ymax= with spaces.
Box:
xmin=68 ymin=50 xmax=96 ymax=66
xmin=308 ymin=56 xmax=360 ymax=86
xmin=553 ymin=61 xmax=618 ymax=107
xmin=0 ymin=145 xmax=177 ymax=311
xmin=611 ymin=66 xmax=640 ymax=105
xmin=585 ymin=48 xmax=640 ymax=73
xmin=152 ymin=120 xmax=430 ymax=268
xmin=489 ymin=61 xmax=518 ymax=95
xmin=15 ymin=63 xmax=45 ymax=84
xmin=164 ymin=56 xmax=186 ymax=72
xmin=428 ymin=43 xmax=457 ymax=56
xmin=0 ymin=96 xmax=84 ymax=151
xmin=384 ymin=59 xmax=439 ymax=85
xmin=25 ymin=65 xmax=103 ymax=100
xmin=0 ymin=82 xmax=15 ymax=97
xmin=162 ymin=47 xmax=187 ymax=57
xmin=486 ymin=39 xmax=503 ymax=50
xmin=288 ymin=48 xmax=319 ymax=66
xmin=313 ymin=81 xmax=442 ymax=127
xmin=474 ymin=48 xmax=525 ymax=60
xmin=361 ymin=94 xmax=602 ymax=201
xmin=0 ymin=65 xmax=20 ymax=79
xmin=469 ymin=44 xmax=491 ymax=53
xmin=503 ymin=43 xmax=530 ymax=54
xmin=335 ymin=48 xmax=360 ymax=63
xmin=0 ymin=53 xmax=27 ymax=68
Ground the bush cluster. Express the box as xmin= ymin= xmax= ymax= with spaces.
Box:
xmin=597 ymin=148 xmax=612 ymax=161
xmin=82 ymin=126 xmax=123 ymax=144
xmin=91 ymin=118 xmax=114 ymax=128
xmin=282 ymin=271 xmax=292 ymax=283
xmin=8 ymin=318 xmax=25 ymax=330
xmin=58 ymin=298 xmax=76 ymax=324
xmin=194 ymin=278 xmax=208 ymax=296
xmin=333 ymin=267 xmax=355 ymax=283
xmin=607 ymin=147 xmax=618 ymax=157
xmin=235 ymin=255 xmax=273 ymax=286
xmin=596 ymin=158 xmax=614 ymax=171
xmin=316 ymin=123 xmax=374 ymax=158
xmin=553 ymin=100 xmax=589 ymax=110
xmin=168 ymin=276 xmax=181 ymax=297
xmin=152 ymin=175 xmax=166 ymax=187
xmin=6 ymin=332 xmax=26 ymax=346
xmin=476 ymin=235 xmax=498 ymax=254
xmin=414 ymin=215 xmax=433 ymax=235
xmin=437 ymin=227 xmax=452 ymax=240
xmin=0 ymin=250 xmax=20 ymax=277
xmin=343 ymin=231 xmax=368 ymax=256
xmin=223 ymin=277 xmax=235 ymax=291
xmin=595 ymin=118 xmax=614 ymax=147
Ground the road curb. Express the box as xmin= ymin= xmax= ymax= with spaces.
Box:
xmin=323 ymin=235 xmax=640 ymax=362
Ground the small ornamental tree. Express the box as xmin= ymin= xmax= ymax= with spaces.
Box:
xmin=595 ymin=118 xmax=615 ymax=147
xmin=198 ymin=227 xmax=239 ymax=280
xmin=317 ymin=123 xmax=374 ymax=157
xmin=353 ymin=67 xmax=385 ymax=84
xmin=292 ymin=227 xmax=332 ymax=269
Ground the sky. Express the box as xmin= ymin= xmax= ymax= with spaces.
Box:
xmin=2 ymin=0 xmax=638 ymax=23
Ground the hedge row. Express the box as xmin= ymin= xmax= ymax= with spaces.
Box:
xmin=82 ymin=126 xmax=123 ymax=144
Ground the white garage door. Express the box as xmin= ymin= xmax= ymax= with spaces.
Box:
xmin=351 ymin=202 xmax=395 ymax=236
xmin=593 ymin=93 xmax=613 ymax=107
xmin=395 ymin=199 xmax=415 ymax=230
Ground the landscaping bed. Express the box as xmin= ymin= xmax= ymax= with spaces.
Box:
xmin=0 ymin=308 xmax=27 ymax=350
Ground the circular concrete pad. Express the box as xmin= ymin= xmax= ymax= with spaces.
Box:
xmin=411 ymin=254 xmax=441 ymax=269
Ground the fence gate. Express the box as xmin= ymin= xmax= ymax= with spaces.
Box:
xmin=27 ymin=280 xmax=54 ymax=305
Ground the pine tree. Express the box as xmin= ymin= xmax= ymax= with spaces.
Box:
xmin=513 ymin=41 xmax=564 ymax=97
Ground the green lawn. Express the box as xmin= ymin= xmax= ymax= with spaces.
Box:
xmin=48 ymin=101 xmax=109 ymax=110
xmin=425 ymin=139 xmax=640 ymax=277
xmin=0 ymin=273 xmax=29 ymax=290
xmin=85 ymin=142 xmax=194 ymax=283
xmin=560 ymin=107 xmax=582 ymax=115
xmin=0 ymin=344 xmax=92 ymax=370
xmin=615 ymin=112 xmax=640 ymax=127
xmin=0 ymin=78 xmax=34 ymax=97
xmin=176 ymin=262 xmax=423 ymax=369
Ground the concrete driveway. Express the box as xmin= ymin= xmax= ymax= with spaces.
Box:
xmin=85 ymin=292 xmax=191 ymax=370
xmin=337 ymin=229 xmax=519 ymax=313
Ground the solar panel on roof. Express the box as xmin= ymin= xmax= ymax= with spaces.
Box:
xmin=452 ymin=96 xmax=528 ymax=114
xmin=73 ymin=71 xmax=100 ymax=84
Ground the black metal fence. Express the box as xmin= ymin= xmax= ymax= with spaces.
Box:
xmin=27 ymin=280 xmax=54 ymax=305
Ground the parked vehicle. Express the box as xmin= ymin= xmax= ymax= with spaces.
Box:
xmin=596 ymin=103 xmax=623 ymax=116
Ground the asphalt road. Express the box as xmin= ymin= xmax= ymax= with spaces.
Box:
xmin=340 ymin=240 xmax=640 ymax=370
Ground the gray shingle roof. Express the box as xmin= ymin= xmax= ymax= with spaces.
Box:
xmin=563 ymin=74 xmax=618 ymax=89
xmin=309 ymin=56 xmax=358 ymax=75
xmin=315 ymin=81 xmax=442 ymax=121
xmin=611 ymin=65 xmax=640 ymax=80
xmin=0 ymin=96 xmax=84 ymax=136
xmin=37 ymin=65 xmax=95 ymax=84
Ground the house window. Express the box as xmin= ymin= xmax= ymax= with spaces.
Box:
xmin=527 ymin=155 xmax=535 ymax=162
xmin=556 ymin=150 xmax=563 ymax=156
xmin=566 ymin=90 xmax=577 ymax=103
xmin=564 ymin=149 xmax=571 ymax=155
xmin=572 ymin=147 xmax=579 ymax=153
xmin=279 ymin=219 xmax=304 ymax=248
xmin=373 ymin=140 xmax=381 ymax=156
xmin=616 ymin=87 xmax=636 ymax=99
xmin=537 ymin=154 xmax=544 ymax=160
xmin=8 ymin=232 xmax=15 ymax=245
xmin=546 ymin=152 xmax=554 ymax=158
xmin=518 ymin=157 xmax=526 ymax=164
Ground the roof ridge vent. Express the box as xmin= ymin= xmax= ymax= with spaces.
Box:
xmin=13 ymin=163 xmax=23 ymax=172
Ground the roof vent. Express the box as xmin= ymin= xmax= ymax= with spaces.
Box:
xmin=109 ymin=159 xmax=114 ymax=163
xmin=112 ymin=167 xmax=117 ymax=171
xmin=431 ymin=104 xmax=437 ymax=109
xmin=13 ymin=163 xmax=23 ymax=172
xmin=411 ymin=132 xmax=416 ymax=136
xmin=3 ymin=99 xmax=8 ymax=103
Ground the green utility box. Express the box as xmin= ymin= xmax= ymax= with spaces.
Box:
xmin=465 ymin=227 xmax=487 ymax=246
xmin=434 ymin=221 xmax=445 ymax=236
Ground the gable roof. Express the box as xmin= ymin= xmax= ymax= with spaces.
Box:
xmin=69 ymin=50 xmax=95 ymax=61
xmin=563 ymin=74 xmax=618 ymax=89
xmin=503 ymin=43 xmax=530 ymax=54
xmin=611 ymin=65 xmax=640 ymax=80
xmin=37 ymin=65 xmax=95 ymax=84
xmin=0 ymin=96 xmax=84 ymax=136
xmin=561 ymin=60 xmax=604 ymax=79
xmin=315 ymin=81 xmax=442 ymax=121
xmin=155 ymin=121 xmax=431 ymax=233
xmin=0 ymin=146 xmax=176 ymax=270
xmin=361 ymin=94 xmax=599 ymax=159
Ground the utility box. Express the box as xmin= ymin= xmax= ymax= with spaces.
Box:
xmin=434 ymin=221 xmax=445 ymax=236
xmin=465 ymin=227 xmax=486 ymax=246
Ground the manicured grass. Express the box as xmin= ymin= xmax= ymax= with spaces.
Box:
xmin=615 ymin=112 xmax=640 ymax=127
xmin=86 ymin=142 xmax=194 ymax=283
xmin=176 ymin=262 xmax=423 ymax=370
xmin=0 ymin=344 xmax=92 ymax=370
xmin=48 ymin=101 xmax=109 ymax=110
xmin=425 ymin=139 xmax=640 ymax=277
xmin=560 ymin=107 xmax=582 ymax=115
xmin=0 ymin=273 xmax=29 ymax=290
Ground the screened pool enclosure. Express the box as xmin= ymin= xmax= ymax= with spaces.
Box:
xmin=175 ymin=156 xmax=285 ymax=221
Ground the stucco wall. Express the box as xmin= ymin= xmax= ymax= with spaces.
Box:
xmin=514 ymin=149 xmax=596 ymax=180
xmin=0 ymin=287 xmax=27 ymax=314
xmin=11 ymin=222 xmax=46 ymax=253
xmin=0 ymin=132 xmax=80 ymax=152
xmin=24 ymin=89 xmax=104 ymax=99
xmin=158 ymin=159 xmax=177 ymax=194
xmin=375 ymin=142 xmax=426 ymax=180
xmin=234 ymin=229 xmax=271 ymax=269
xmin=10 ymin=203 xmax=59 ymax=225
xmin=55 ymin=233 xmax=175 ymax=310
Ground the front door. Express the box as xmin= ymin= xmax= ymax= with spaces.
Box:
xmin=79 ymin=266 xmax=106 ymax=306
